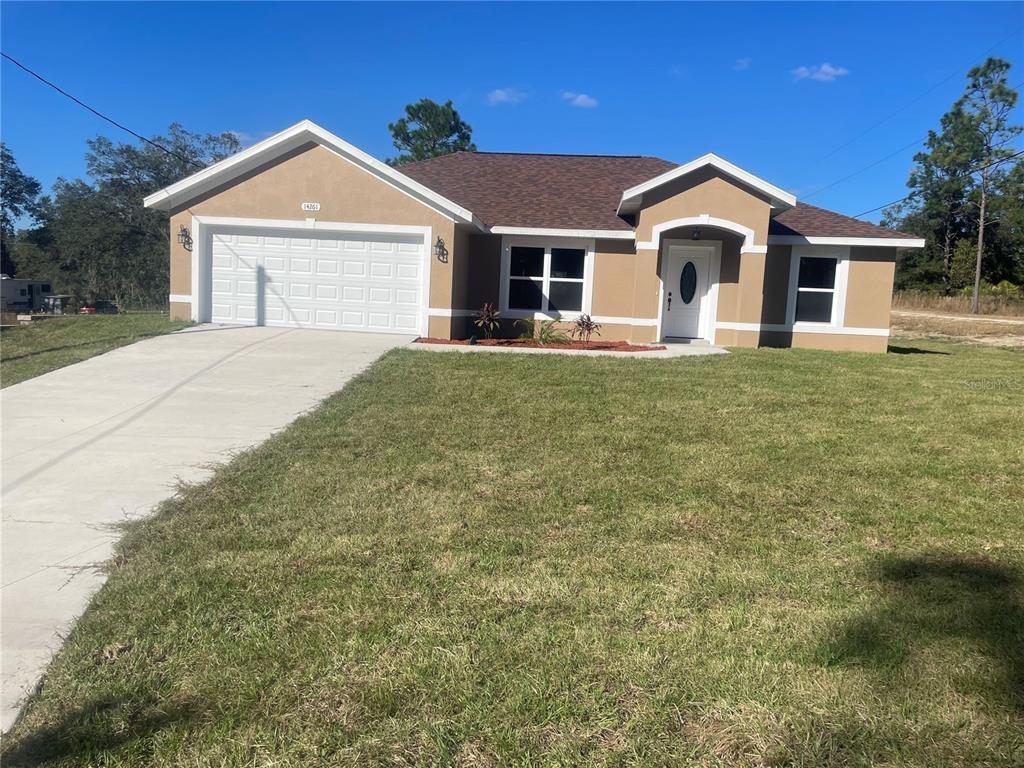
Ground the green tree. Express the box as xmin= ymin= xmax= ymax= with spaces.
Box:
xmin=0 ymin=143 xmax=42 ymax=275
xmin=959 ymin=58 xmax=1022 ymax=312
xmin=14 ymin=124 xmax=239 ymax=306
xmin=885 ymin=106 xmax=977 ymax=284
xmin=885 ymin=58 xmax=1022 ymax=299
xmin=386 ymin=99 xmax=475 ymax=166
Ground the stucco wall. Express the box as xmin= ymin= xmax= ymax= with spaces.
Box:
xmin=167 ymin=143 xmax=457 ymax=324
xmin=634 ymin=168 xmax=773 ymax=247
xmin=761 ymin=245 xmax=792 ymax=325
xmin=845 ymin=246 xmax=896 ymax=329
xmin=592 ymin=239 xmax=641 ymax=318
xmin=461 ymin=233 xmax=502 ymax=310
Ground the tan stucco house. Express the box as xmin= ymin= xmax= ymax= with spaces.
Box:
xmin=145 ymin=120 xmax=923 ymax=352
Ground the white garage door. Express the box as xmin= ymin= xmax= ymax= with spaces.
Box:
xmin=209 ymin=229 xmax=424 ymax=333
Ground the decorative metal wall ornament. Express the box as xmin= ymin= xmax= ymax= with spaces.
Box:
xmin=177 ymin=225 xmax=193 ymax=252
xmin=433 ymin=237 xmax=448 ymax=263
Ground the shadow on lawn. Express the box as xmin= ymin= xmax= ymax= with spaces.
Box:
xmin=822 ymin=554 xmax=1024 ymax=710
xmin=886 ymin=345 xmax=951 ymax=355
xmin=1 ymin=696 xmax=200 ymax=766
xmin=1 ymin=334 xmax=150 ymax=362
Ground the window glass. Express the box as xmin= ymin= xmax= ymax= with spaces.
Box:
xmin=510 ymin=246 xmax=544 ymax=278
xmin=508 ymin=278 xmax=544 ymax=310
xmin=547 ymin=281 xmax=583 ymax=312
xmin=795 ymin=291 xmax=833 ymax=323
xmin=550 ymin=248 xmax=585 ymax=279
xmin=798 ymin=257 xmax=837 ymax=290
xmin=680 ymin=261 xmax=697 ymax=304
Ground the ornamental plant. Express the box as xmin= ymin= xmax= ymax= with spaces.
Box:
xmin=473 ymin=302 xmax=501 ymax=338
xmin=570 ymin=313 xmax=603 ymax=344
xmin=513 ymin=318 xmax=569 ymax=346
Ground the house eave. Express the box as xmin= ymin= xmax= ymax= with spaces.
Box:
xmin=617 ymin=152 xmax=797 ymax=216
xmin=143 ymin=119 xmax=484 ymax=230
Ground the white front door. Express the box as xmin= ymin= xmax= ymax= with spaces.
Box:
xmin=662 ymin=245 xmax=710 ymax=339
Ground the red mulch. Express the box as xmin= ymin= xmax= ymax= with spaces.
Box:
xmin=415 ymin=337 xmax=666 ymax=353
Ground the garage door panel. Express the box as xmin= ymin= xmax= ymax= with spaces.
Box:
xmin=207 ymin=227 xmax=423 ymax=333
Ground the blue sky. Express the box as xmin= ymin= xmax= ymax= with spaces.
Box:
xmin=2 ymin=2 xmax=1021 ymax=223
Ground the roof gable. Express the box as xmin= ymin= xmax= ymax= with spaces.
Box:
xmin=143 ymin=120 xmax=482 ymax=228
xmin=617 ymin=153 xmax=796 ymax=215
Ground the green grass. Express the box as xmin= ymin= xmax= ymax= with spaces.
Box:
xmin=3 ymin=340 xmax=1022 ymax=766
xmin=0 ymin=314 xmax=190 ymax=387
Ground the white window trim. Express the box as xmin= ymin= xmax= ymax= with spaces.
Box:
xmin=498 ymin=235 xmax=595 ymax=320
xmin=786 ymin=245 xmax=850 ymax=330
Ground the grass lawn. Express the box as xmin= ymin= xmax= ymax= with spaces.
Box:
xmin=3 ymin=340 xmax=1022 ymax=766
xmin=0 ymin=313 xmax=190 ymax=387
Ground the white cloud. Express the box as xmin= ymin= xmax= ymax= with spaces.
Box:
xmin=791 ymin=62 xmax=850 ymax=82
xmin=562 ymin=91 xmax=598 ymax=108
xmin=733 ymin=57 xmax=752 ymax=71
xmin=487 ymin=87 xmax=527 ymax=106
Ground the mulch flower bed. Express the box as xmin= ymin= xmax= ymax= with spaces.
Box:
xmin=415 ymin=337 xmax=667 ymax=353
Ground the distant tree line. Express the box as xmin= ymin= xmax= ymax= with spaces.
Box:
xmin=0 ymin=98 xmax=474 ymax=308
xmin=882 ymin=58 xmax=1023 ymax=311
xmin=1 ymin=126 xmax=239 ymax=307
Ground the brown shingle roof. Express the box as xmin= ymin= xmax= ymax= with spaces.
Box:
xmin=401 ymin=151 xmax=675 ymax=230
xmin=770 ymin=202 xmax=913 ymax=239
xmin=401 ymin=152 xmax=913 ymax=240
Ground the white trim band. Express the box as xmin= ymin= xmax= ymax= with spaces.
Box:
xmin=768 ymin=235 xmax=926 ymax=248
xmin=490 ymin=226 xmax=634 ymax=240
xmin=169 ymin=294 xmax=192 ymax=303
xmin=715 ymin=321 xmax=889 ymax=337
xmin=637 ymin=214 xmax=760 ymax=252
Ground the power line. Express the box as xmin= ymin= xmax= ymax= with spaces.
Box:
xmin=804 ymin=77 xmax=1024 ymax=203
xmin=850 ymin=148 xmax=1024 ymax=219
xmin=0 ymin=51 xmax=205 ymax=171
xmin=802 ymin=136 xmax=926 ymax=200
xmin=817 ymin=26 xmax=1023 ymax=162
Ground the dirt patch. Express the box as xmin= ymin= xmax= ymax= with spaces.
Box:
xmin=890 ymin=312 xmax=1024 ymax=348
xmin=415 ymin=337 xmax=667 ymax=353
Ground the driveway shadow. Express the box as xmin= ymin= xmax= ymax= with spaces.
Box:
xmin=821 ymin=554 xmax=1023 ymax=710
xmin=1 ymin=695 xmax=200 ymax=766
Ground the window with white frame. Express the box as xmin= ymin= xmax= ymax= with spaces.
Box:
xmin=503 ymin=240 xmax=591 ymax=315
xmin=794 ymin=256 xmax=838 ymax=323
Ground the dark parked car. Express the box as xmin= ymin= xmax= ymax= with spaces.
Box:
xmin=79 ymin=300 xmax=120 ymax=315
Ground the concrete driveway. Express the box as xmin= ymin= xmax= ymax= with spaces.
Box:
xmin=1 ymin=325 xmax=409 ymax=730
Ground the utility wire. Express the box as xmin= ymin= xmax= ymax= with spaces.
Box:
xmin=816 ymin=26 xmax=1023 ymax=162
xmin=850 ymin=148 xmax=1024 ymax=219
xmin=1 ymin=51 xmax=206 ymax=171
xmin=802 ymin=136 xmax=926 ymax=200
xmin=804 ymin=77 xmax=1024 ymax=203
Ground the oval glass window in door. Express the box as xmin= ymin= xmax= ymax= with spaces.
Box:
xmin=680 ymin=261 xmax=697 ymax=304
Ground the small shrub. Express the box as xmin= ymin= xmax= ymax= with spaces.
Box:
xmin=570 ymin=314 xmax=602 ymax=344
xmin=514 ymin=317 xmax=535 ymax=340
xmin=513 ymin=317 xmax=569 ymax=345
xmin=473 ymin=302 xmax=500 ymax=339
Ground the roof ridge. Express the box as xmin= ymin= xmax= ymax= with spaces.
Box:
xmin=469 ymin=151 xmax=670 ymax=159
xmin=405 ymin=150 xmax=672 ymax=161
